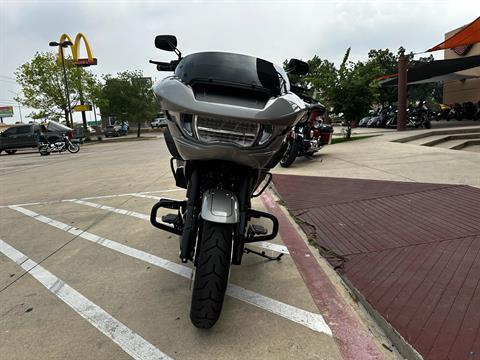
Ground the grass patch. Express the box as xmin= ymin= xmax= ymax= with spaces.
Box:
xmin=331 ymin=134 xmax=381 ymax=145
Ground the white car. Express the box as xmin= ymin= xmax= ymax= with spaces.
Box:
xmin=151 ymin=117 xmax=167 ymax=128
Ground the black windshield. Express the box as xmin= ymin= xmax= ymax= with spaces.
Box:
xmin=174 ymin=52 xmax=283 ymax=97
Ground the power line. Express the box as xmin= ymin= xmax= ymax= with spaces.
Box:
xmin=0 ymin=78 xmax=18 ymax=84
xmin=0 ymin=75 xmax=16 ymax=80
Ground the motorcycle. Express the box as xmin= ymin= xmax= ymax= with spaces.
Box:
xmin=280 ymin=89 xmax=333 ymax=168
xmin=407 ymin=100 xmax=432 ymax=129
xmin=149 ymin=35 xmax=308 ymax=328
xmin=39 ymin=133 xmax=80 ymax=156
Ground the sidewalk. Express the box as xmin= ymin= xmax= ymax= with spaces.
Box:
xmin=274 ymin=125 xmax=480 ymax=187
xmin=271 ymin=128 xmax=480 ymax=360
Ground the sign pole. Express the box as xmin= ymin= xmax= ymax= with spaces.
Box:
xmin=18 ymin=104 xmax=23 ymax=123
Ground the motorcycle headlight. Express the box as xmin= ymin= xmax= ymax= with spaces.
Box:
xmin=194 ymin=115 xmax=260 ymax=147
xmin=258 ymin=124 xmax=273 ymax=145
xmin=180 ymin=113 xmax=194 ymax=137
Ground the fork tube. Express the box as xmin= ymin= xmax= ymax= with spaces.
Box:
xmin=180 ymin=169 xmax=199 ymax=262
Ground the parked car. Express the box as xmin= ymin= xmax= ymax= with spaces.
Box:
xmin=151 ymin=117 xmax=167 ymax=128
xmin=103 ymin=125 xmax=122 ymax=137
xmin=0 ymin=121 xmax=73 ymax=155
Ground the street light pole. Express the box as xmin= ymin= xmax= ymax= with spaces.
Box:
xmin=50 ymin=40 xmax=73 ymax=128
xmin=59 ymin=45 xmax=74 ymax=128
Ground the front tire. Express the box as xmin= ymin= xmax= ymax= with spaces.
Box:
xmin=68 ymin=143 xmax=80 ymax=153
xmin=280 ymin=139 xmax=299 ymax=168
xmin=190 ymin=221 xmax=232 ymax=329
xmin=5 ymin=149 xmax=17 ymax=155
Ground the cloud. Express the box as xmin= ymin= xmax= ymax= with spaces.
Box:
xmin=0 ymin=0 xmax=476 ymax=123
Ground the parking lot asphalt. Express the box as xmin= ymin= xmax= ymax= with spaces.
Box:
xmin=0 ymin=140 xmax=394 ymax=359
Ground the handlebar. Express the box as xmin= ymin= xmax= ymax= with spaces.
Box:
xmin=149 ymin=59 xmax=179 ymax=72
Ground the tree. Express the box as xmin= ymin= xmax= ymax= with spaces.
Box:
xmin=14 ymin=52 xmax=99 ymax=126
xmin=368 ymin=48 xmax=442 ymax=105
xmin=294 ymin=49 xmax=379 ymax=139
xmin=96 ymin=71 xmax=157 ymax=137
xmin=328 ymin=48 xmax=379 ymax=138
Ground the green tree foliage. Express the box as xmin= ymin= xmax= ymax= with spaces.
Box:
xmin=14 ymin=52 xmax=99 ymax=126
xmin=96 ymin=70 xmax=157 ymax=137
xmin=286 ymin=47 xmax=443 ymax=138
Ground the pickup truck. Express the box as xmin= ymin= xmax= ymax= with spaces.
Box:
xmin=0 ymin=122 xmax=72 ymax=155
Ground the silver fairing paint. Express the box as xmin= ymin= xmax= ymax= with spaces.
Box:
xmin=153 ymin=60 xmax=307 ymax=170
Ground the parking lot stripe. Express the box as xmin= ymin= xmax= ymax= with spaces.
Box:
xmin=0 ymin=239 xmax=173 ymax=360
xmin=67 ymin=199 xmax=290 ymax=255
xmin=9 ymin=205 xmax=330 ymax=336
xmin=0 ymin=189 xmax=183 ymax=208
xmin=75 ymin=189 xmax=183 ymax=201
xmin=69 ymin=199 xmax=150 ymax=221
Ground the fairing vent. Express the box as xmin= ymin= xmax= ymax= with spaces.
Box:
xmin=192 ymin=83 xmax=269 ymax=109
xmin=195 ymin=116 xmax=260 ymax=147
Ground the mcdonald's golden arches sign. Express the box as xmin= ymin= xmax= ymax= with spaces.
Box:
xmin=56 ymin=33 xmax=98 ymax=67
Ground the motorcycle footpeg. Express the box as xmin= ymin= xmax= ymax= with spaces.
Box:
xmin=162 ymin=213 xmax=180 ymax=224
xmin=150 ymin=198 xmax=186 ymax=235
xmin=245 ymin=209 xmax=279 ymax=242
xmin=249 ymin=224 xmax=267 ymax=235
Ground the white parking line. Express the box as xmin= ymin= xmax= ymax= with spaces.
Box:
xmin=68 ymin=199 xmax=150 ymax=221
xmin=0 ymin=239 xmax=173 ymax=360
xmin=129 ymin=193 xmax=163 ymax=200
xmin=0 ymin=189 xmax=183 ymax=208
xmin=78 ymin=189 xmax=183 ymax=201
xmin=9 ymin=206 xmax=331 ymax=336
xmin=67 ymin=199 xmax=290 ymax=255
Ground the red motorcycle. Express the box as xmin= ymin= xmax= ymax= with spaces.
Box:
xmin=280 ymin=98 xmax=333 ymax=168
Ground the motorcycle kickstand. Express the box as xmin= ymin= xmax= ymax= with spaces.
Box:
xmin=244 ymin=247 xmax=284 ymax=261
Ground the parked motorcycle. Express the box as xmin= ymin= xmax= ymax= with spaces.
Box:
xmin=435 ymin=103 xmax=451 ymax=121
xmin=38 ymin=133 xmax=80 ymax=156
xmin=149 ymin=35 xmax=308 ymax=328
xmin=408 ymin=100 xmax=432 ymax=129
xmin=280 ymin=88 xmax=333 ymax=167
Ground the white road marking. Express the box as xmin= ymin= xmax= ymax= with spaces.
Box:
xmin=0 ymin=189 xmax=183 ymax=208
xmin=0 ymin=239 xmax=173 ymax=360
xmin=68 ymin=199 xmax=150 ymax=221
xmin=128 ymin=193 xmax=163 ymax=200
xmin=9 ymin=206 xmax=331 ymax=336
xmin=67 ymin=199 xmax=290 ymax=255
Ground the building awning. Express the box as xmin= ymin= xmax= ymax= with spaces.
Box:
xmin=428 ymin=16 xmax=480 ymax=52
xmin=379 ymin=55 xmax=480 ymax=86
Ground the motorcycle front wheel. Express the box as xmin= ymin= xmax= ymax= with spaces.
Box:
xmin=190 ymin=221 xmax=232 ymax=329
xmin=280 ymin=139 xmax=300 ymax=168
xmin=68 ymin=143 xmax=80 ymax=153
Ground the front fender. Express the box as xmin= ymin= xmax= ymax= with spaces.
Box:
xmin=201 ymin=189 xmax=239 ymax=224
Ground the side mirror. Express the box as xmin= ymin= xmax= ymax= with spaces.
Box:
xmin=155 ymin=35 xmax=178 ymax=52
xmin=287 ymin=59 xmax=309 ymax=76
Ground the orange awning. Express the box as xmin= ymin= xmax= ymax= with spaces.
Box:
xmin=428 ymin=16 xmax=480 ymax=52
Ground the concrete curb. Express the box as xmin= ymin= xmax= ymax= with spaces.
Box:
xmin=392 ymin=126 xmax=480 ymax=143
xmin=340 ymin=276 xmax=423 ymax=360
xmin=261 ymin=190 xmax=388 ymax=360
xmin=82 ymin=136 xmax=161 ymax=146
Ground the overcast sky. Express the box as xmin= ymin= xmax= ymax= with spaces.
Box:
xmin=0 ymin=0 xmax=477 ymax=123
